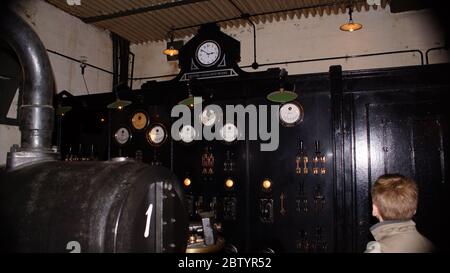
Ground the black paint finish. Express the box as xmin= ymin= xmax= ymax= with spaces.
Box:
xmin=59 ymin=63 xmax=450 ymax=252
xmin=0 ymin=161 xmax=189 ymax=252
xmin=333 ymin=64 xmax=450 ymax=252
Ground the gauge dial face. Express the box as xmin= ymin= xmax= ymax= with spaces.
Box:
xmin=147 ymin=124 xmax=167 ymax=146
xmin=179 ymin=125 xmax=196 ymax=144
xmin=131 ymin=111 xmax=149 ymax=130
xmin=221 ymin=123 xmax=239 ymax=143
xmin=279 ymin=102 xmax=304 ymax=127
xmin=200 ymin=108 xmax=218 ymax=127
xmin=114 ymin=127 xmax=131 ymax=145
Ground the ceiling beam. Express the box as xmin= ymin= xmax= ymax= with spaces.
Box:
xmin=82 ymin=0 xmax=212 ymax=24
xmin=173 ymin=0 xmax=368 ymax=31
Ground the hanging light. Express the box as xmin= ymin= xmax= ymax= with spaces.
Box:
xmin=178 ymin=81 xmax=203 ymax=108
xmin=178 ymin=93 xmax=195 ymax=108
xmin=163 ymin=46 xmax=179 ymax=57
xmin=107 ymin=96 xmax=131 ymax=110
xmin=107 ymin=83 xmax=132 ymax=110
xmin=267 ymin=68 xmax=297 ymax=103
xmin=163 ymin=29 xmax=179 ymax=57
xmin=340 ymin=6 xmax=363 ymax=32
xmin=55 ymin=90 xmax=74 ymax=116
xmin=56 ymin=105 xmax=72 ymax=116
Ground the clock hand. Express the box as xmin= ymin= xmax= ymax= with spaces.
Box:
xmin=202 ymin=49 xmax=216 ymax=55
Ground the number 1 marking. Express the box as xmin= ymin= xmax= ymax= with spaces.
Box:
xmin=144 ymin=203 xmax=153 ymax=238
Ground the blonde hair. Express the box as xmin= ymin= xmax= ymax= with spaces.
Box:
xmin=371 ymin=174 xmax=418 ymax=220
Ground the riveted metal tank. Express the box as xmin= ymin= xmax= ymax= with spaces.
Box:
xmin=0 ymin=8 xmax=188 ymax=252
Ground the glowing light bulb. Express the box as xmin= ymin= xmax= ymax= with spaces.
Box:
xmin=183 ymin=178 xmax=191 ymax=187
xmin=262 ymin=179 xmax=272 ymax=190
xmin=225 ymin=179 xmax=234 ymax=188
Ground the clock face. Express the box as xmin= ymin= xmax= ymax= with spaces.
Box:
xmin=220 ymin=123 xmax=239 ymax=143
xmin=196 ymin=41 xmax=221 ymax=67
xmin=131 ymin=111 xmax=148 ymax=130
xmin=114 ymin=127 xmax=131 ymax=145
xmin=179 ymin=125 xmax=196 ymax=144
xmin=280 ymin=101 xmax=304 ymax=127
xmin=147 ymin=124 xmax=167 ymax=146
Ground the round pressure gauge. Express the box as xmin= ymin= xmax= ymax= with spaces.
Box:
xmin=131 ymin=111 xmax=149 ymax=130
xmin=114 ymin=127 xmax=131 ymax=145
xmin=146 ymin=124 xmax=167 ymax=146
xmin=200 ymin=107 xmax=218 ymax=127
xmin=220 ymin=123 xmax=239 ymax=143
xmin=179 ymin=125 xmax=196 ymax=144
xmin=279 ymin=101 xmax=304 ymax=127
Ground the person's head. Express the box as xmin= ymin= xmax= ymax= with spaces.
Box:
xmin=371 ymin=174 xmax=418 ymax=222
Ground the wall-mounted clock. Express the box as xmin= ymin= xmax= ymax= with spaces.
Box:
xmin=146 ymin=124 xmax=167 ymax=147
xmin=280 ymin=101 xmax=304 ymax=127
xmin=114 ymin=126 xmax=131 ymax=145
xmin=168 ymin=23 xmax=242 ymax=83
xmin=196 ymin=40 xmax=221 ymax=67
xmin=131 ymin=111 xmax=149 ymax=130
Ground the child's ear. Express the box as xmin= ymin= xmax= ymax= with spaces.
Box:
xmin=373 ymin=204 xmax=383 ymax=221
xmin=372 ymin=204 xmax=378 ymax=217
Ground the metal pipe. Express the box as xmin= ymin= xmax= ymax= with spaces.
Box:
xmin=248 ymin=18 xmax=258 ymax=69
xmin=112 ymin=34 xmax=119 ymax=89
xmin=132 ymin=73 xmax=179 ymax=81
xmin=119 ymin=38 xmax=130 ymax=86
xmin=240 ymin=49 xmax=425 ymax=68
xmin=46 ymin=49 xmax=114 ymax=75
xmin=425 ymin=46 xmax=448 ymax=65
xmin=228 ymin=0 xmax=258 ymax=69
xmin=82 ymin=0 xmax=212 ymax=24
xmin=0 ymin=9 xmax=55 ymax=152
xmin=129 ymin=52 xmax=135 ymax=90
xmin=133 ymin=49 xmax=425 ymax=81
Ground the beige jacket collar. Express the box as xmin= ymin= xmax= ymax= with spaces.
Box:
xmin=370 ymin=220 xmax=417 ymax=241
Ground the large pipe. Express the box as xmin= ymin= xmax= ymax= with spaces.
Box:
xmin=0 ymin=8 xmax=55 ymax=152
xmin=0 ymin=9 xmax=189 ymax=253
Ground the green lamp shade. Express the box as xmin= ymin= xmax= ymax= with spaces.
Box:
xmin=267 ymin=89 xmax=298 ymax=103
xmin=178 ymin=96 xmax=203 ymax=107
xmin=107 ymin=99 xmax=132 ymax=109
xmin=56 ymin=105 xmax=72 ymax=116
